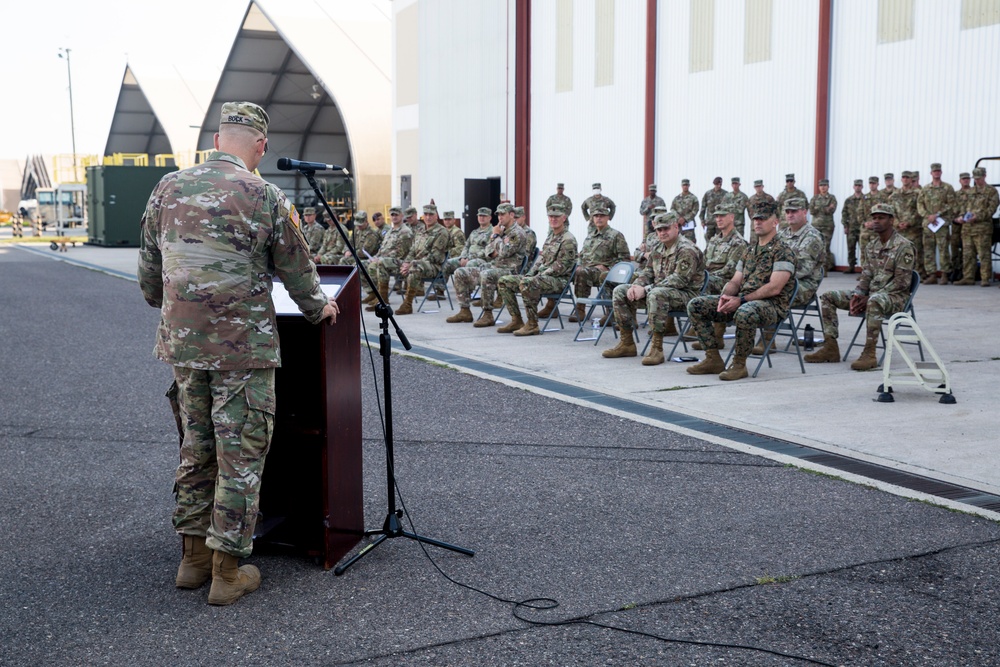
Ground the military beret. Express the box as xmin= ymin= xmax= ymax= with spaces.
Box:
xmin=731 ymin=177 xmax=741 ymax=184
xmin=404 ymin=206 xmax=418 ymax=216
xmin=354 ymin=210 xmax=367 ymax=221
xmin=869 ymin=176 xmax=879 ymax=183
xmin=220 ymin=101 xmax=268 ymax=136
xmin=818 ymin=179 xmax=829 ymax=186
xmin=871 ymin=203 xmax=895 ymax=217
xmin=557 ymin=182 xmax=565 ymax=188
xmin=477 ymin=206 xmax=492 ymax=216
xmin=785 ymin=173 xmax=795 ymax=181
xmin=591 ymin=205 xmax=610 ymax=215
xmin=959 ymin=172 xmax=971 ymax=180
xmin=302 ymin=207 xmax=316 ymax=215
xmin=713 ymin=203 xmax=737 ymax=216
xmin=973 ymin=167 xmax=986 ymax=178
xmin=930 ymin=163 xmax=942 ymax=171
xmin=592 ymin=182 xmax=602 ymax=190
xmin=496 ymin=202 xmax=514 ymax=215
xmin=884 ymin=173 xmax=894 ymax=180
xmin=649 ymin=184 xmax=657 ymax=191
xmin=654 ymin=211 xmax=680 ymax=228
xmin=389 ymin=206 xmax=402 ymax=215
xmin=546 ymin=203 xmax=567 ymax=216
xmin=513 ymin=206 xmax=525 ymax=217
xmin=853 ymin=179 xmax=863 ymax=186
xmin=442 ymin=210 xmax=455 ymax=219
xmin=713 ymin=176 xmax=723 ymax=185
xmin=750 ymin=201 xmax=777 ymax=219
xmin=422 ymin=204 xmax=438 ymax=215
xmin=753 ymin=179 xmax=763 ymax=187
xmin=681 ymin=179 xmax=690 ymax=186
xmin=783 ymin=197 xmax=807 ymax=210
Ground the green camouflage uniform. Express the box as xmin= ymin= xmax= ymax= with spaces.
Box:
xmin=336 ymin=223 xmax=381 ymax=266
xmin=402 ymin=222 xmax=450 ymax=290
xmin=687 ymin=236 xmax=796 ymax=359
xmin=721 ymin=190 xmax=749 ymax=236
xmin=137 ymin=150 xmax=328 ymax=558
xmin=454 ymin=223 xmax=526 ymax=308
xmin=962 ymin=182 xmax=999 ymax=283
xmin=574 ymin=225 xmax=630 ymax=298
xmin=841 ymin=193 xmax=863 ymax=269
xmin=498 ymin=228 xmax=577 ymax=314
xmin=704 ymin=228 xmax=748 ymax=294
xmin=808 ymin=193 xmax=838 ymax=271
xmin=671 ymin=192 xmax=700 ymax=243
xmin=370 ymin=224 xmax=415 ymax=287
xmin=612 ymin=235 xmax=704 ymax=334
xmin=889 ymin=187 xmax=922 ymax=275
xmin=916 ymin=180 xmax=957 ymax=277
xmin=819 ymin=231 xmax=915 ymax=342
xmin=700 ymin=188 xmax=728 ymax=241
xmin=443 ymin=225 xmax=491 ymax=283
xmin=778 ymin=222 xmax=826 ymax=306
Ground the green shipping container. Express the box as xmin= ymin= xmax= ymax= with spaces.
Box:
xmin=87 ymin=165 xmax=176 ymax=247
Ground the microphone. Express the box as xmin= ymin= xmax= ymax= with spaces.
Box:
xmin=276 ymin=157 xmax=350 ymax=175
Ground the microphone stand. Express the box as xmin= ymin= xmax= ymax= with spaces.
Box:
xmin=296 ymin=169 xmax=475 ymax=575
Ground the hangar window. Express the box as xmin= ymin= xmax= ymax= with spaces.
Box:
xmin=962 ymin=0 xmax=1000 ymax=29
xmin=744 ymin=0 xmax=772 ymax=64
xmin=690 ymin=0 xmax=714 ymax=73
xmin=878 ymin=0 xmax=914 ymax=43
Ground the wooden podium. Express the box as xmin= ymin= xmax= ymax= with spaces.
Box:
xmin=257 ymin=265 xmax=363 ymax=569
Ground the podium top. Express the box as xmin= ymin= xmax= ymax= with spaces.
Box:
xmin=273 ymin=265 xmax=356 ymax=317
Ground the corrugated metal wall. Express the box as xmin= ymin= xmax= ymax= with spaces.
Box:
xmin=530 ymin=0 xmax=647 ymax=250
xmin=655 ymin=0 xmax=819 ymax=247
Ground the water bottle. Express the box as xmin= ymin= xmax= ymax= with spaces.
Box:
xmin=803 ymin=324 xmax=815 ymax=350
xmin=592 ymin=317 xmax=601 ymax=330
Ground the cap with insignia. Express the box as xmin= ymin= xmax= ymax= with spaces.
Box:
xmin=973 ymin=167 xmax=986 ymax=178
xmin=681 ymin=178 xmax=690 ymax=186
xmin=546 ymin=202 xmax=567 ymax=216
xmin=496 ymin=202 xmax=514 ymax=215
xmin=871 ymin=203 xmax=895 ymax=217
xmin=713 ymin=203 xmax=737 ymax=216
xmin=750 ymin=201 xmax=777 ymax=219
xmin=302 ymin=207 xmax=316 ymax=215
xmin=389 ymin=206 xmax=402 ymax=215
xmin=853 ymin=179 xmax=863 ymax=186
xmin=513 ymin=206 xmax=525 ymax=217
xmin=818 ymin=179 xmax=829 ymax=186
xmin=648 ymin=184 xmax=657 ymax=191
xmin=884 ymin=173 xmax=894 ymax=180
xmin=783 ymin=197 xmax=807 ymax=211
xmin=753 ymin=179 xmax=763 ymax=187
xmin=219 ymin=101 xmax=269 ymax=136
xmin=442 ymin=210 xmax=455 ymax=219
xmin=591 ymin=205 xmax=610 ymax=216
xmin=785 ymin=173 xmax=795 ymax=181
xmin=869 ymin=176 xmax=879 ymax=183
xmin=959 ymin=172 xmax=971 ymax=180
xmin=354 ymin=210 xmax=367 ymax=221
xmin=422 ymin=204 xmax=438 ymax=215
xmin=731 ymin=177 xmax=741 ymax=184
xmin=404 ymin=206 xmax=418 ymax=216
xmin=930 ymin=163 xmax=942 ymax=171
xmin=653 ymin=211 xmax=680 ymax=228
xmin=477 ymin=206 xmax=492 ymax=216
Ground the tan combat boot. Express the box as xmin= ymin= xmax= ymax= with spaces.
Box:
xmin=395 ymin=288 xmax=416 ymax=315
xmin=207 ymin=550 xmax=261 ymax=606
xmin=719 ymin=356 xmax=749 ymax=381
xmin=536 ymin=299 xmax=557 ymax=318
xmin=513 ymin=308 xmax=540 ymax=336
xmin=446 ymin=307 xmax=474 ymax=323
xmin=362 ymin=290 xmax=378 ymax=305
xmin=568 ymin=304 xmax=587 ymax=323
xmin=642 ymin=332 xmax=665 ymax=366
xmin=175 ymin=535 xmax=212 ymax=589
xmin=493 ymin=295 xmax=502 ymax=308
xmin=664 ymin=316 xmax=679 ymax=337
xmin=954 ymin=277 xmax=975 ymax=285
xmin=497 ymin=312 xmax=524 ymax=333
xmin=472 ymin=298 xmax=483 ymax=307
xmin=692 ymin=322 xmax=726 ymax=351
xmin=602 ymin=329 xmax=637 ymax=358
xmin=804 ymin=338 xmax=840 ymax=363
xmin=414 ymin=285 xmax=425 ymax=297
xmin=473 ymin=309 xmax=495 ymax=328
xmin=751 ymin=331 xmax=777 ymax=356
xmin=687 ymin=349 xmax=726 ymax=375
xmin=365 ymin=281 xmax=389 ymax=312
xmin=923 ymin=274 xmax=938 ymax=285
xmin=850 ymin=332 xmax=880 ymax=371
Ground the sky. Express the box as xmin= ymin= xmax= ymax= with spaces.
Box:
xmin=0 ymin=0 xmax=246 ymax=161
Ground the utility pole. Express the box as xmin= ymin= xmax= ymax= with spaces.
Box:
xmin=59 ymin=47 xmax=78 ymax=180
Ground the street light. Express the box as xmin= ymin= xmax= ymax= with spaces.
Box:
xmin=58 ymin=47 xmax=78 ymax=178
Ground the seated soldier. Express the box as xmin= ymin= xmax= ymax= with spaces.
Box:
xmin=497 ymin=203 xmax=577 ymax=336
xmin=301 ymin=206 xmax=325 ymax=255
xmin=569 ymin=204 xmax=630 ymax=323
xmin=515 ymin=206 xmax=537 ymax=259
xmin=336 ymin=210 xmax=381 ymax=266
xmin=691 ymin=203 xmax=748 ymax=351
xmin=442 ymin=207 xmax=492 ymax=287
xmin=395 ymin=204 xmax=450 ymax=315
xmin=447 ymin=205 xmax=525 ymax=324
xmin=805 ymin=203 xmax=916 ymax=370
xmin=632 ymin=205 xmax=668 ymax=269
xmin=314 ymin=212 xmax=347 ymax=265
xmin=602 ymin=211 xmax=705 ymax=366
xmin=685 ymin=201 xmax=795 ymax=381
xmin=366 ymin=207 xmax=414 ymax=309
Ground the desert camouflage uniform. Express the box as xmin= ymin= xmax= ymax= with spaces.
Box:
xmin=401 ymin=222 xmax=450 ymax=290
xmin=335 ymin=223 xmax=381 ymax=266
xmin=778 ymin=222 xmax=826 ymax=306
xmin=612 ymin=235 xmax=704 ymax=334
xmin=498 ymin=228 xmax=577 ymax=314
xmin=370 ymin=224 xmax=415 ymax=287
xmin=721 ymin=190 xmax=750 ymax=236
xmin=962 ymin=182 xmax=999 ymax=283
xmin=776 ymin=186 xmax=807 ymax=227
xmin=819 ymin=231 xmax=915 ymax=342
xmin=574 ymin=224 xmax=630 ymax=298
xmin=704 ymin=228 xmax=748 ymax=294
xmin=889 ymin=187 xmax=922 ymax=275
xmin=808 ymin=192 xmax=838 ymax=271
xmin=671 ymin=192 xmax=700 ymax=243
xmin=442 ymin=225 xmax=491 ymax=283
xmin=137 ymin=150 xmax=327 ymax=558
xmin=454 ymin=223 xmax=526 ymax=308
xmin=700 ymin=188 xmax=728 ymax=241
xmin=687 ymin=237 xmax=796 ymax=359
xmin=917 ymin=180 xmax=957 ymax=277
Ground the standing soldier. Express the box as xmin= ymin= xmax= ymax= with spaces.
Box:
xmin=916 ymin=163 xmax=957 ymax=285
xmin=809 ymin=179 xmax=838 ymax=272
xmin=857 ymin=176 xmax=883 ymax=269
xmin=721 ymin=177 xmax=749 ymax=237
xmin=569 ymin=205 xmax=630 ymax=323
xmin=890 ymin=172 xmax=923 ymax=279
xmin=581 ymin=182 xmax=617 ymax=222
xmin=956 ymin=167 xmax=999 ymax=286
xmin=366 ymin=207 xmax=415 ymax=308
xmin=337 ymin=210 xmax=380 ymax=266
xmin=700 ymin=177 xmax=727 ymax=242
xmin=951 ymin=173 xmax=973 ymax=281
xmin=395 ymin=204 xmax=450 ymax=314
xmin=842 ymin=179 xmax=864 ymax=273
xmin=639 ymin=184 xmax=666 ymax=234
xmin=671 ymin=179 xmax=700 ymax=244
xmin=546 ymin=183 xmax=573 ymax=222
xmin=776 ymin=173 xmax=807 ymax=228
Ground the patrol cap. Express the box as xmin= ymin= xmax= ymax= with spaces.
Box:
xmin=219 ymin=101 xmax=269 ymax=136
xmin=592 ymin=182 xmax=602 ymax=190
xmin=404 ymin=206 xmax=418 ymax=216
xmin=818 ymin=179 xmax=829 ymax=186
xmin=355 ymin=210 xmax=367 ymax=221
xmin=750 ymin=201 xmax=777 ymax=219
xmin=753 ymin=179 xmax=763 ymax=187
xmin=871 ymin=203 xmax=895 ymax=217
xmin=959 ymin=172 xmax=971 ymax=180
xmin=713 ymin=203 xmax=737 ymax=216
xmin=652 ymin=205 xmax=668 ymax=214
xmin=930 ymin=163 xmax=942 ymax=171
xmin=513 ymin=206 xmax=525 ymax=217
xmin=477 ymin=206 xmax=492 ymax=216
xmin=853 ymin=179 xmax=863 ymax=186
xmin=973 ymin=167 xmax=986 ymax=178
xmin=731 ymin=177 xmax=741 ymax=184
xmin=302 ymin=207 xmax=316 ymax=215
xmin=901 ymin=171 xmax=912 ymax=178
xmin=389 ymin=206 xmax=402 ymax=215
xmin=648 ymin=184 xmax=657 ymax=191
xmin=681 ymin=178 xmax=690 ymax=186
xmin=884 ymin=173 xmax=894 ymax=180
xmin=422 ymin=204 xmax=438 ymax=215
xmin=653 ymin=211 xmax=680 ymax=228
xmin=783 ymin=197 xmax=807 ymax=211
xmin=442 ymin=210 xmax=454 ymax=219
xmin=546 ymin=202 xmax=567 ymax=216
xmin=713 ymin=176 xmax=723 ymax=184
xmin=869 ymin=176 xmax=879 ymax=183
xmin=785 ymin=173 xmax=795 ymax=181
xmin=912 ymin=170 xmax=920 ymax=178
xmin=496 ymin=202 xmax=515 ymax=215
xmin=557 ymin=182 xmax=565 ymax=188
xmin=591 ymin=205 xmax=610 ymax=216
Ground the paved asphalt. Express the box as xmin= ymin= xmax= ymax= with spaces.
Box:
xmin=2 ymin=244 xmax=1000 ymax=666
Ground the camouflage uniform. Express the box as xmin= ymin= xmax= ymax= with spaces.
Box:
xmin=443 ymin=225 xmax=491 ymax=283
xmin=137 ymin=149 xmax=328 ymax=558
xmin=633 ymin=230 xmax=660 ymax=270
xmin=316 ymin=222 xmax=347 ymax=264
xmin=521 ymin=225 xmax=538 ymax=259
xmin=370 ymin=224 xmax=415 ymax=287
xmin=746 ymin=188 xmax=775 ymax=243
xmin=546 ymin=192 xmax=573 ymax=219
xmin=700 ymin=187 xmax=728 ymax=241
xmin=704 ymin=228 xmax=748 ymax=294
xmin=454 ymin=223 xmax=526 ymax=308
xmin=336 ymin=223 xmax=381 ymax=266
xmin=671 ymin=190 xmax=700 ymax=243
xmin=447 ymin=225 xmax=466 ymax=258
xmin=402 ymin=222 xmax=450 ymax=290
xmin=808 ymin=191 xmax=838 ymax=271
xmin=778 ymin=222 xmax=826 ymax=306
xmin=304 ymin=220 xmax=326 ymax=255
xmin=721 ymin=188 xmax=749 ymax=236
xmin=858 ymin=186 xmax=887 ymax=267
xmin=952 ymin=182 xmax=973 ymax=278
xmin=842 ymin=191 xmax=863 ymax=269
xmin=962 ymin=177 xmax=1000 ymax=284
xmin=498 ymin=228 xmax=577 ymax=314
xmin=819 ymin=231 xmax=915 ymax=342
xmin=574 ymin=224 xmax=630 ymax=298
xmin=687 ymin=236 xmax=796 ymax=359
xmin=776 ymin=183 xmax=807 ymax=227
xmin=916 ymin=178 xmax=957 ymax=278
xmin=639 ymin=191 xmax=666 ymax=233
xmin=581 ymin=193 xmax=617 ymax=221
xmin=889 ymin=185 xmax=922 ymax=276
xmin=612 ymin=235 xmax=704 ymax=334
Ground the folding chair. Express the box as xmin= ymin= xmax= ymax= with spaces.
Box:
xmin=539 ymin=264 xmax=578 ymax=333
xmin=573 ymin=261 xmax=635 ymax=344
xmin=640 ymin=270 xmax=709 ymax=357
xmin=479 ymin=250 xmax=534 ymax=325
xmin=842 ymin=270 xmax=923 ymax=364
xmin=416 ymin=255 xmax=454 ymax=313
xmin=724 ymin=278 xmax=805 ymax=377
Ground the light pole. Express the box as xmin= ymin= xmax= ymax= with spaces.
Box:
xmin=58 ymin=47 xmax=78 ymax=178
